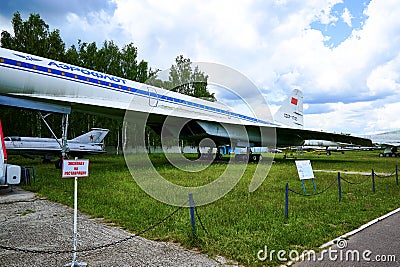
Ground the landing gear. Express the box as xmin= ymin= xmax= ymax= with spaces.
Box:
xmin=235 ymin=153 xmax=262 ymax=163
xmin=216 ymin=150 xmax=223 ymax=160
xmin=39 ymin=112 xmax=70 ymax=168
xmin=234 ymin=147 xmax=262 ymax=163
xmin=250 ymin=154 xmax=262 ymax=162
xmin=55 ymin=158 xmax=63 ymax=169
xmin=197 ymin=149 xmax=221 ymax=161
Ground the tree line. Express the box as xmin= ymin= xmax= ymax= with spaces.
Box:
xmin=0 ymin=12 xmax=214 ymax=149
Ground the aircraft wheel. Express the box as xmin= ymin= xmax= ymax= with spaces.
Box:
xmin=55 ymin=159 xmax=62 ymax=169
xmin=379 ymin=153 xmax=384 ymax=157
xmin=250 ymin=154 xmax=262 ymax=162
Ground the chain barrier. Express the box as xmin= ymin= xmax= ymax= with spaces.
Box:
xmin=0 ymin=203 xmax=185 ymax=255
xmin=340 ymin=174 xmax=371 ymax=185
xmin=0 ymin=245 xmax=72 ymax=255
xmin=194 ymin=206 xmax=211 ymax=238
xmin=288 ymin=179 xmax=337 ymax=197
xmin=285 ymin=165 xmax=399 ymax=218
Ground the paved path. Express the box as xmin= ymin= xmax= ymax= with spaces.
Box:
xmin=0 ymin=187 xmax=238 ymax=267
xmin=295 ymin=208 xmax=400 ymax=267
xmin=314 ymin=169 xmax=393 ymax=176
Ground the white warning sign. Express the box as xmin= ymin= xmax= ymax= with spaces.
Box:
xmin=62 ymin=159 xmax=89 ymax=178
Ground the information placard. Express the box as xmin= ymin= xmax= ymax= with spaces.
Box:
xmin=295 ymin=160 xmax=314 ymax=180
xmin=62 ymin=159 xmax=89 ymax=178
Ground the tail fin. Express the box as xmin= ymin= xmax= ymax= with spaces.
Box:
xmin=71 ymin=128 xmax=109 ymax=144
xmin=274 ymin=89 xmax=303 ymax=129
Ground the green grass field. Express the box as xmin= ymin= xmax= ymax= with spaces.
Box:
xmin=13 ymin=150 xmax=400 ymax=266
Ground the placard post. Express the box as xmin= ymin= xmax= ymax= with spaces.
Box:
xmin=63 ymin=157 xmax=89 ymax=267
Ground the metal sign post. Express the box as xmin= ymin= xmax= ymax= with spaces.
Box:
xmin=62 ymin=158 xmax=89 ymax=267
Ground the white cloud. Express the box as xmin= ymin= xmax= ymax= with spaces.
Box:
xmin=366 ymin=103 xmax=400 ymax=133
xmin=6 ymin=0 xmax=397 ymax=134
xmin=367 ymin=55 xmax=400 ymax=97
xmin=63 ymin=10 xmax=122 ymax=46
xmin=317 ymin=0 xmax=342 ymax=25
xmin=104 ymin=0 xmax=400 ymax=134
xmin=0 ymin=14 xmax=13 ymax=35
xmin=305 ymin=101 xmax=375 ymax=135
xmin=341 ymin=7 xmax=353 ymax=27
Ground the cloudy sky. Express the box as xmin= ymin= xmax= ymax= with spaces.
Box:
xmin=1 ymin=0 xmax=399 ymax=135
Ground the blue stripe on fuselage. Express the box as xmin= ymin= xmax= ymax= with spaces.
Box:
xmin=0 ymin=56 xmax=277 ymax=126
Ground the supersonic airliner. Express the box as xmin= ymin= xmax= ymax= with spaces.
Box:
xmin=0 ymin=47 xmax=372 ymax=161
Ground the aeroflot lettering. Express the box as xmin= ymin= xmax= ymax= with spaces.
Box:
xmin=48 ymin=62 xmax=126 ymax=84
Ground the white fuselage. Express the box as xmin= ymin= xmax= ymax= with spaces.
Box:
xmin=0 ymin=48 xmax=373 ymax=149
xmin=4 ymin=136 xmax=105 ymax=154
xmin=0 ymin=48 xmax=275 ymax=128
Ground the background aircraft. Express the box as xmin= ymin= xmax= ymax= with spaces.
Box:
xmin=4 ymin=128 xmax=109 ymax=162
xmin=302 ymin=139 xmax=342 ymax=151
xmin=364 ymin=130 xmax=400 ymax=157
xmin=0 ymin=47 xmax=372 ymax=162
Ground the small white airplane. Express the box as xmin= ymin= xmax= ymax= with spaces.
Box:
xmin=364 ymin=130 xmax=400 ymax=157
xmin=0 ymin=47 xmax=372 ymax=162
xmin=301 ymin=139 xmax=355 ymax=153
xmin=4 ymin=128 xmax=109 ymax=161
xmin=302 ymin=139 xmax=340 ymax=150
xmin=300 ymin=139 xmax=342 ymax=154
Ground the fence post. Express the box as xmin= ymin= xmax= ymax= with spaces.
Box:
xmin=372 ymin=168 xmax=376 ymax=193
xmin=188 ymin=193 xmax=196 ymax=236
xmin=396 ymin=165 xmax=398 ymax=186
xmin=337 ymin=172 xmax=342 ymax=201
xmin=285 ymin=183 xmax=289 ymax=219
